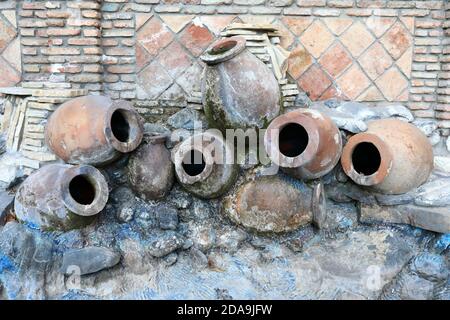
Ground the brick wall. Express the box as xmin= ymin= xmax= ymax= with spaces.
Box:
xmin=19 ymin=0 xmax=103 ymax=92
xmin=2 ymin=1 xmax=448 ymax=134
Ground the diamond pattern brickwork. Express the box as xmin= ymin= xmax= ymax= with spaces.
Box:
xmin=136 ymin=14 xmax=414 ymax=104
xmin=283 ymin=16 xmax=414 ymax=102
xmin=0 ymin=10 xmax=20 ymax=87
xmin=136 ymin=15 xmax=237 ymax=101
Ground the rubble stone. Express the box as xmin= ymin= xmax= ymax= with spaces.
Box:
xmin=60 ymin=247 xmax=121 ymax=276
xmin=359 ymin=203 xmax=450 ymax=234
xmin=147 ymin=231 xmax=185 ymax=258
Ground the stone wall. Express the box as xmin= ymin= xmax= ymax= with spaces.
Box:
xmin=0 ymin=1 xmax=448 ymax=137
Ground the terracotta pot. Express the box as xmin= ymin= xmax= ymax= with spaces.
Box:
xmin=127 ymin=134 xmax=174 ymax=200
xmin=341 ymin=119 xmax=433 ymax=194
xmin=222 ymin=172 xmax=322 ymax=233
xmin=173 ymin=132 xmax=238 ymax=199
xmin=264 ymin=108 xmax=343 ymax=180
xmin=46 ymin=95 xmax=143 ymax=166
xmin=200 ymin=36 xmax=281 ymax=131
xmin=14 ymin=164 xmax=109 ymax=231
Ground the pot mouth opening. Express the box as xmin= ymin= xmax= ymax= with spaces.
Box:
xmin=111 ymin=109 xmax=131 ymax=143
xmin=351 ymin=142 xmax=381 ymax=176
xmin=278 ymin=123 xmax=309 ymax=158
xmin=209 ymin=39 xmax=237 ymax=55
xmin=69 ymin=174 xmax=97 ymax=205
xmin=106 ymin=104 xmax=143 ymax=153
xmin=341 ymin=133 xmax=392 ymax=186
xmin=182 ymin=150 xmax=206 ymax=177
xmin=62 ymin=165 xmax=109 ymax=217
xmin=264 ymin=111 xmax=320 ymax=169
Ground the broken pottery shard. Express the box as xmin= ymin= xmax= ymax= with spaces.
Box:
xmin=201 ymin=36 xmax=280 ymax=131
xmin=222 ymin=175 xmax=313 ymax=233
xmin=336 ymin=102 xmax=378 ymax=120
xmin=374 ymin=191 xmax=416 ymax=206
xmin=341 ymin=119 xmax=433 ymax=195
xmin=61 ymin=247 xmax=120 ymax=276
xmin=414 ymin=177 xmax=450 ymax=207
xmin=14 ymin=164 xmax=109 ymax=231
xmin=265 ymin=108 xmax=343 ymax=180
xmin=309 ymin=103 xmax=367 ymax=133
xmin=336 ymin=102 xmax=414 ymax=123
xmin=371 ymin=104 xmax=414 ymax=122
xmin=127 ymin=134 xmax=174 ymax=201
xmin=359 ymin=203 xmax=450 ymax=234
xmin=46 ymin=95 xmax=143 ymax=166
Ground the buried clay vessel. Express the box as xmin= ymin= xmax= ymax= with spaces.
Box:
xmin=222 ymin=172 xmax=324 ymax=233
xmin=173 ymin=131 xmax=238 ymax=199
xmin=127 ymin=134 xmax=174 ymax=200
xmin=264 ymin=108 xmax=343 ymax=180
xmin=201 ymin=36 xmax=281 ymax=131
xmin=341 ymin=119 xmax=433 ymax=195
xmin=46 ymin=95 xmax=143 ymax=166
xmin=14 ymin=164 xmax=109 ymax=231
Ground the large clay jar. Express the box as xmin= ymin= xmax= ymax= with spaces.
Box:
xmin=341 ymin=119 xmax=433 ymax=194
xmin=14 ymin=164 xmax=109 ymax=231
xmin=200 ymin=36 xmax=281 ymax=131
xmin=46 ymin=95 xmax=143 ymax=166
xmin=173 ymin=131 xmax=238 ymax=199
xmin=127 ymin=134 xmax=174 ymax=201
xmin=264 ymin=108 xmax=342 ymax=180
xmin=222 ymin=172 xmax=324 ymax=233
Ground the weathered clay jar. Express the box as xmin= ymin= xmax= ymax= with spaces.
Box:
xmin=200 ymin=36 xmax=281 ymax=131
xmin=173 ymin=131 xmax=238 ymax=199
xmin=14 ymin=164 xmax=109 ymax=231
xmin=222 ymin=172 xmax=323 ymax=233
xmin=46 ymin=95 xmax=143 ymax=166
xmin=341 ymin=119 xmax=433 ymax=194
xmin=264 ymin=108 xmax=342 ymax=180
xmin=127 ymin=134 xmax=174 ymax=200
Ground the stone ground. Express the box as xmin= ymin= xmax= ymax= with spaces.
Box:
xmin=0 ymin=161 xmax=448 ymax=300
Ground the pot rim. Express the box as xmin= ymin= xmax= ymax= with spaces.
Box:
xmin=264 ymin=109 xmax=321 ymax=168
xmin=104 ymin=100 xmax=144 ymax=153
xmin=341 ymin=132 xmax=393 ymax=186
xmin=200 ymin=36 xmax=246 ymax=65
xmin=61 ymin=165 xmax=109 ymax=217
xmin=174 ymin=139 xmax=215 ymax=185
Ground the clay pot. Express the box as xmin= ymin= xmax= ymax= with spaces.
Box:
xmin=46 ymin=95 xmax=143 ymax=166
xmin=14 ymin=164 xmax=109 ymax=231
xmin=200 ymin=36 xmax=281 ymax=131
xmin=341 ymin=119 xmax=433 ymax=194
xmin=173 ymin=132 xmax=238 ymax=199
xmin=264 ymin=108 xmax=343 ymax=180
xmin=127 ymin=134 xmax=174 ymax=200
xmin=222 ymin=173 xmax=322 ymax=233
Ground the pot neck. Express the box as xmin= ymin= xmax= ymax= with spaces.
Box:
xmin=200 ymin=36 xmax=246 ymax=65
xmin=265 ymin=110 xmax=320 ymax=169
xmin=341 ymin=132 xmax=393 ymax=186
